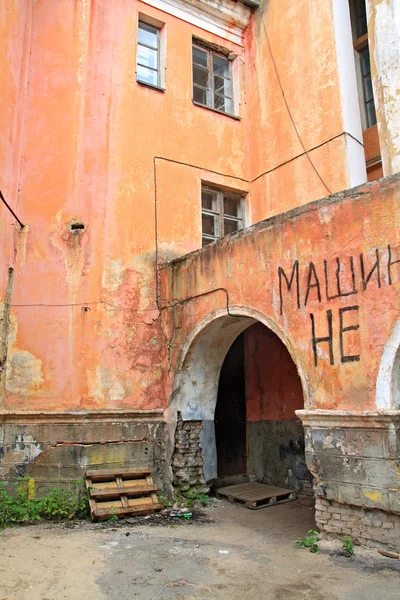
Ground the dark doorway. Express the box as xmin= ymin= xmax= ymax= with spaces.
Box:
xmin=215 ymin=332 xmax=247 ymax=477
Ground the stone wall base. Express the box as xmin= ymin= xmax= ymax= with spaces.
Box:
xmin=316 ymin=496 xmax=400 ymax=550
xmin=0 ymin=411 xmax=165 ymax=491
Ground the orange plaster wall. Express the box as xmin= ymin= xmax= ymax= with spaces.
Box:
xmin=245 ymin=323 xmax=304 ymax=422
xmin=0 ymin=0 xmax=248 ymax=411
xmin=1 ymin=0 xmax=365 ymax=413
xmin=246 ymin=0 xmax=350 ymax=216
xmin=160 ymin=175 xmax=400 ymax=413
xmin=0 ymin=0 xmax=29 ymax=300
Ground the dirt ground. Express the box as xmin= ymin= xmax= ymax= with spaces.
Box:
xmin=0 ymin=499 xmax=399 ymax=600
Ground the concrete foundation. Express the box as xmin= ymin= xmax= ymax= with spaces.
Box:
xmin=299 ymin=410 xmax=400 ymax=547
xmin=0 ymin=411 xmax=165 ymax=491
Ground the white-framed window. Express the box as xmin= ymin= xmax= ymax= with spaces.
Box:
xmin=192 ymin=43 xmax=234 ymax=115
xmin=136 ymin=17 xmax=165 ymax=89
xmin=201 ymin=186 xmax=244 ymax=247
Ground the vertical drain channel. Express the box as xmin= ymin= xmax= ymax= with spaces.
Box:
xmin=0 ymin=267 xmax=14 ymax=405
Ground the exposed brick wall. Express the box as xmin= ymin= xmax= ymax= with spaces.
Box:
xmin=172 ymin=414 xmax=205 ymax=492
xmin=316 ymin=496 xmax=400 ymax=550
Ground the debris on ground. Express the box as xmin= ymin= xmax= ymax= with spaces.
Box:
xmin=378 ymin=549 xmax=400 ymax=559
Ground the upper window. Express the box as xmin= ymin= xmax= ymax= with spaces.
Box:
xmin=192 ymin=44 xmax=233 ymax=115
xmin=201 ymin=186 xmax=244 ymax=247
xmin=137 ymin=21 xmax=160 ymax=87
xmin=350 ymin=0 xmax=377 ymax=129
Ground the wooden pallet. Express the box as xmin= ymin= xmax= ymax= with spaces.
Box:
xmin=85 ymin=467 xmax=163 ymax=521
xmin=217 ymin=482 xmax=296 ymax=510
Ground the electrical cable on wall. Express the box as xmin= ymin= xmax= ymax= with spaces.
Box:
xmin=0 ymin=190 xmax=24 ymax=228
xmin=260 ymin=5 xmax=333 ymax=196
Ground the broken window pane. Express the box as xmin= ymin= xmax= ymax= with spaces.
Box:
xmin=214 ymin=75 xmax=230 ymax=96
xmin=214 ymin=95 xmax=226 ymax=111
xmin=214 ymin=95 xmax=232 ymax=113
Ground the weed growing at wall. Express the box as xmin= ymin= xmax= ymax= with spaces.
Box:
xmin=342 ymin=536 xmax=354 ymax=557
xmin=157 ymin=493 xmax=171 ymax=508
xmin=295 ymin=530 xmax=319 ymax=553
xmin=177 ymin=487 xmax=209 ymax=508
xmin=0 ymin=477 xmax=89 ymax=528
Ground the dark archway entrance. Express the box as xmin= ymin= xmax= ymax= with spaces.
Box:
xmin=214 ymin=322 xmax=312 ymax=495
xmin=215 ymin=332 xmax=246 ymax=477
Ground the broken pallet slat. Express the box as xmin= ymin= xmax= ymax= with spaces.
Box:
xmin=85 ymin=467 xmax=162 ymax=521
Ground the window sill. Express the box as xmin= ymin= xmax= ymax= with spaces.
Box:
xmin=137 ymin=79 xmax=165 ymax=93
xmin=192 ymin=101 xmax=241 ymax=121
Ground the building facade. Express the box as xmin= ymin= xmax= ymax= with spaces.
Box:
xmin=1 ymin=0 xmax=400 ymax=548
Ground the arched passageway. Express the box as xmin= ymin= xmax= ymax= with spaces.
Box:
xmin=165 ymin=308 xmax=312 ymax=501
xmin=215 ymin=323 xmax=311 ymax=495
